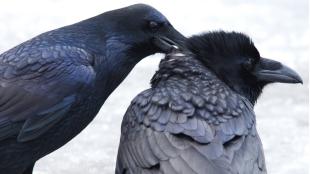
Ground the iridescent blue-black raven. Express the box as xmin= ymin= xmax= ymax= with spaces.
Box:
xmin=115 ymin=31 xmax=302 ymax=174
xmin=0 ymin=4 xmax=185 ymax=174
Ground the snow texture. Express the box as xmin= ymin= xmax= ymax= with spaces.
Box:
xmin=0 ymin=0 xmax=308 ymax=173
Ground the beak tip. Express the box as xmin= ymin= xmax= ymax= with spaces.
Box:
xmin=153 ymin=36 xmax=182 ymax=53
xmin=294 ymin=74 xmax=303 ymax=84
xmin=285 ymin=74 xmax=303 ymax=84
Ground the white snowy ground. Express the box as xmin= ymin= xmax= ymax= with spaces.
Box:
xmin=0 ymin=0 xmax=308 ymax=173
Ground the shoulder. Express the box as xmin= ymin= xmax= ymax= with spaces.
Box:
xmin=123 ymin=74 xmax=256 ymax=144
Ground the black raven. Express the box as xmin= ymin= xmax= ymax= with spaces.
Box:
xmin=0 ymin=4 xmax=185 ymax=174
xmin=115 ymin=31 xmax=302 ymax=174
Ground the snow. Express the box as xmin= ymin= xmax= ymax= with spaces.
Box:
xmin=0 ymin=0 xmax=308 ymax=173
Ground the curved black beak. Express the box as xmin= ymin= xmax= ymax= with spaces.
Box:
xmin=153 ymin=27 xmax=186 ymax=53
xmin=254 ymin=58 xmax=303 ymax=84
xmin=153 ymin=36 xmax=180 ymax=53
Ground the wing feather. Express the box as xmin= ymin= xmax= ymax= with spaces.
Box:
xmin=0 ymin=45 xmax=95 ymax=142
xmin=116 ymin=85 xmax=266 ymax=174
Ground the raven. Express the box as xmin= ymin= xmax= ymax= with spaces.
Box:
xmin=0 ymin=4 xmax=185 ymax=174
xmin=115 ymin=31 xmax=302 ymax=174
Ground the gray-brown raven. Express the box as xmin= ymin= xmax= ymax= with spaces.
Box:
xmin=115 ymin=31 xmax=302 ymax=174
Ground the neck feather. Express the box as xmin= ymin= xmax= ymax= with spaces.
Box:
xmin=151 ymin=52 xmax=261 ymax=105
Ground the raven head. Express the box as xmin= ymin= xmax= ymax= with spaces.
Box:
xmin=187 ymin=31 xmax=302 ymax=104
xmin=101 ymin=4 xmax=185 ymax=60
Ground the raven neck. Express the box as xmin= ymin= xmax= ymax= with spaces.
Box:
xmin=47 ymin=23 xmax=148 ymax=101
xmin=151 ymin=52 xmax=256 ymax=105
xmin=92 ymin=41 xmax=142 ymax=100
xmin=151 ymin=52 xmax=209 ymax=87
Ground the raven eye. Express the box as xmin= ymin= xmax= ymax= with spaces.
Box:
xmin=243 ymin=58 xmax=255 ymax=70
xmin=148 ymin=21 xmax=160 ymax=31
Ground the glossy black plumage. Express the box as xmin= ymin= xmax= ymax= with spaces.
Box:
xmin=116 ymin=31 xmax=302 ymax=174
xmin=0 ymin=4 xmax=185 ymax=174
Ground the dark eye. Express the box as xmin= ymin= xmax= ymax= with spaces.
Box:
xmin=148 ymin=21 xmax=161 ymax=31
xmin=243 ymin=58 xmax=255 ymax=70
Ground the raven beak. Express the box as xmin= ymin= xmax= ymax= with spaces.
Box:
xmin=153 ymin=27 xmax=186 ymax=53
xmin=153 ymin=36 xmax=180 ymax=53
xmin=254 ymin=58 xmax=303 ymax=84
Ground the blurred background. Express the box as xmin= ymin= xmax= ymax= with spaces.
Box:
xmin=0 ymin=0 xmax=308 ymax=173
